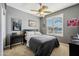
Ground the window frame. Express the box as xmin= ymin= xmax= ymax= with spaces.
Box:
xmin=46 ymin=14 xmax=63 ymax=37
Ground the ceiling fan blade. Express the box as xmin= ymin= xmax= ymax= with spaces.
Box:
xmin=44 ymin=11 xmax=52 ymax=13
xmin=31 ymin=10 xmax=38 ymax=12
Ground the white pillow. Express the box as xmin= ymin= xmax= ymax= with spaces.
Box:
xmin=25 ymin=31 xmax=35 ymax=47
xmin=77 ymin=33 xmax=79 ymax=39
xmin=34 ymin=31 xmax=41 ymax=35
xmin=26 ymin=31 xmax=34 ymax=36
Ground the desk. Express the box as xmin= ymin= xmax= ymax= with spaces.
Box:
xmin=10 ymin=34 xmax=23 ymax=48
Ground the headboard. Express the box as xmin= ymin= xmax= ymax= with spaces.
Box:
xmin=23 ymin=29 xmax=38 ymax=31
xmin=22 ymin=29 xmax=38 ymax=34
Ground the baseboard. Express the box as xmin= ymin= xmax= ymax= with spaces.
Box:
xmin=4 ymin=42 xmax=22 ymax=49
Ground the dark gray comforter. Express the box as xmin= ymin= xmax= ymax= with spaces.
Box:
xmin=29 ymin=35 xmax=59 ymax=56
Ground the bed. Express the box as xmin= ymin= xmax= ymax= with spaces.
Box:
xmin=23 ymin=29 xmax=59 ymax=56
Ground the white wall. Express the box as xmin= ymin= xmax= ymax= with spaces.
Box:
xmin=6 ymin=5 xmax=40 ymax=45
xmin=0 ymin=3 xmax=6 ymax=56
xmin=0 ymin=3 xmax=2 ymax=56
xmin=6 ymin=5 xmax=40 ymax=34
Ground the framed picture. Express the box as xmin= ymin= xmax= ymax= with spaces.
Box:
xmin=11 ymin=18 xmax=22 ymax=31
xmin=67 ymin=18 xmax=79 ymax=27
xmin=28 ymin=20 xmax=37 ymax=27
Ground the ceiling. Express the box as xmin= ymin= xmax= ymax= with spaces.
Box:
xmin=7 ymin=3 xmax=77 ymax=17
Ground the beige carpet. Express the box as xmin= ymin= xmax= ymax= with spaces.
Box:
xmin=4 ymin=42 xmax=69 ymax=56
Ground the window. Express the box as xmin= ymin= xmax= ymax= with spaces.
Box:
xmin=46 ymin=14 xmax=63 ymax=37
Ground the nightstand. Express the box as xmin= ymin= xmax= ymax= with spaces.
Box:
xmin=69 ymin=36 xmax=79 ymax=56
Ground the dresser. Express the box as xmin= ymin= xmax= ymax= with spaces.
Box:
xmin=69 ymin=36 xmax=79 ymax=56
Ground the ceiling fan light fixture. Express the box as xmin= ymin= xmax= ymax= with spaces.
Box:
xmin=31 ymin=3 xmax=51 ymax=17
xmin=40 ymin=14 xmax=45 ymax=17
xmin=40 ymin=12 xmax=44 ymax=15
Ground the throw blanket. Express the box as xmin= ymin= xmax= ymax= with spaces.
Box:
xmin=29 ymin=35 xmax=59 ymax=56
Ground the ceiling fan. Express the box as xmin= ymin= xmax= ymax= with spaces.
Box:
xmin=31 ymin=3 xmax=52 ymax=16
